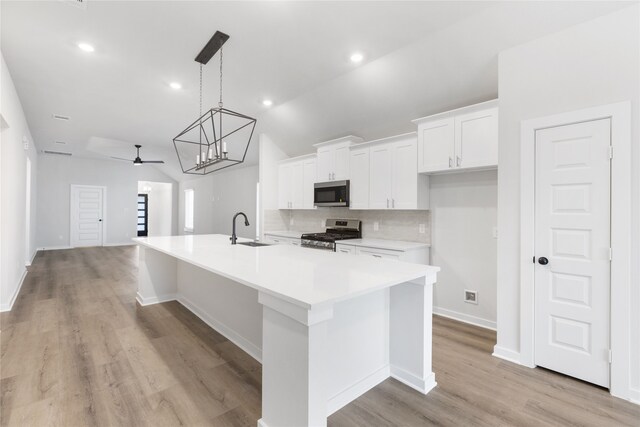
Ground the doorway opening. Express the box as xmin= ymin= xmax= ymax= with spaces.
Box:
xmin=137 ymin=181 xmax=173 ymax=237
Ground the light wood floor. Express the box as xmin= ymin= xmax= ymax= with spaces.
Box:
xmin=1 ymin=246 xmax=638 ymax=426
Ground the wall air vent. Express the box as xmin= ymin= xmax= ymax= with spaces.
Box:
xmin=52 ymin=114 xmax=70 ymax=121
xmin=59 ymin=0 xmax=87 ymax=10
xmin=43 ymin=150 xmax=72 ymax=156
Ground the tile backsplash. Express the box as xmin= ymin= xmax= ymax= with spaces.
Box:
xmin=263 ymin=208 xmax=430 ymax=243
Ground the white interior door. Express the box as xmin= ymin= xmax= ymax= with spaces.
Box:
xmin=71 ymin=185 xmax=104 ymax=247
xmin=534 ymin=118 xmax=611 ymax=387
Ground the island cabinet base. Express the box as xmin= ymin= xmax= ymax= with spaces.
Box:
xmin=137 ymin=245 xmax=437 ymax=427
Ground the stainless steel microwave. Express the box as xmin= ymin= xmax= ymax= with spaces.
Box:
xmin=314 ymin=180 xmax=349 ymax=207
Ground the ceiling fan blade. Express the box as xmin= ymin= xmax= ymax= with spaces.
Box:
xmin=111 ymin=156 xmax=132 ymax=162
xmin=141 ymin=160 xmax=165 ymax=164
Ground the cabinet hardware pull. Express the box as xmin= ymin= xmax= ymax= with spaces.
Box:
xmin=456 ymin=156 xmax=461 ymax=167
xmin=372 ymin=254 xmax=382 ymax=258
xmin=449 ymin=157 xmax=453 ymax=168
xmin=386 ymin=199 xmax=389 ymax=208
xmin=392 ymin=199 xmax=395 ymax=208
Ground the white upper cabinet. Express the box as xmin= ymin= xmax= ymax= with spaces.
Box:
xmin=313 ymin=135 xmax=363 ymax=182
xmin=413 ymin=100 xmax=498 ymax=174
xmin=278 ymin=155 xmax=317 ymax=210
xmin=349 ymin=147 xmax=370 ymax=209
xmin=363 ymin=133 xmax=429 ymax=210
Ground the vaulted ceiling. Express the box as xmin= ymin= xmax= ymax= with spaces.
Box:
xmin=1 ymin=1 xmax=630 ymax=180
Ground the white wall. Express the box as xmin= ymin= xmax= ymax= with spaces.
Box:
xmin=179 ymin=165 xmax=259 ymax=239
xmin=258 ymin=134 xmax=289 ymax=236
xmin=430 ymin=170 xmax=497 ymax=329
xmin=0 ymin=52 xmax=39 ymax=311
xmin=496 ymin=5 xmax=639 ymax=397
xmin=138 ymin=181 xmax=173 ymax=237
xmin=37 ymin=155 xmax=177 ymax=248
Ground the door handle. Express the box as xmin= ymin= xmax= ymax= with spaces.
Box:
xmin=538 ymin=257 xmax=549 ymax=265
xmin=456 ymin=156 xmax=461 ymax=167
xmin=449 ymin=157 xmax=453 ymax=168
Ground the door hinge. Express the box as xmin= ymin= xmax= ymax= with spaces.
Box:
xmin=609 ymin=247 xmax=613 ymax=261
xmin=608 ymin=349 xmax=612 ymax=363
xmin=609 ymin=146 xmax=613 ymax=159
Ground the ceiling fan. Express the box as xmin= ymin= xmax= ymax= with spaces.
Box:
xmin=112 ymin=144 xmax=164 ymax=166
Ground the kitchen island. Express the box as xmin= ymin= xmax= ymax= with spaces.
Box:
xmin=135 ymin=234 xmax=439 ymax=427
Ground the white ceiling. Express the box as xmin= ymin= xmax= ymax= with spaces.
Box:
xmin=1 ymin=1 xmax=631 ymax=180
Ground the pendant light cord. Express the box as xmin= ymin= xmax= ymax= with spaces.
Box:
xmin=219 ymin=46 xmax=223 ymax=108
xmin=199 ymin=63 xmax=203 ymax=147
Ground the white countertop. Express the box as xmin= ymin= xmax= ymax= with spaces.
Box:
xmin=336 ymin=238 xmax=431 ymax=251
xmin=263 ymin=230 xmax=312 ymax=239
xmin=134 ymin=234 xmax=438 ymax=309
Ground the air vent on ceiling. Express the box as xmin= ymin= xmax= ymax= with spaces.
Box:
xmin=43 ymin=150 xmax=72 ymax=156
xmin=59 ymin=0 xmax=87 ymax=10
xmin=52 ymin=114 xmax=70 ymax=121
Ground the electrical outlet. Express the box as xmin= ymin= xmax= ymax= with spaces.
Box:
xmin=464 ymin=290 xmax=478 ymax=304
xmin=373 ymin=221 xmax=379 ymax=231
xmin=321 ymin=219 xmax=326 ymax=227
xmin=419 ymin=223 xmax=426 ymax=234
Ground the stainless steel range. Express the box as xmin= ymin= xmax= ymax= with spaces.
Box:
xmin=301 ymin=219 xmax=361 ymax=251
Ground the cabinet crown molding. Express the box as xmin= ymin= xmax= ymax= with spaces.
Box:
xmin=412 ymin=99 xmax=498 ymax=125
xmin=312 ymin=135 xmax=364 ymax=148
xmin=352 ymin=131 xmax=417 ymax=149
xmin=278 ymin=153 xmax=317 ymax=164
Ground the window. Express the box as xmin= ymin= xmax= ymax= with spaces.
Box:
xmin=184 ymin=188 xmax=194 ymax=232
xmin=137 ymin=194 xmax=148 ymax=237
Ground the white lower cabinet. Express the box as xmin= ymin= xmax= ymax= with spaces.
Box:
xmin=335 ymin=241 xmax=430 ymax=268
xmin=263 ymin=234 xmax=301 ymax=246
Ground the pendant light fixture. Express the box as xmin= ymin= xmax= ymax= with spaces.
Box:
xmin=173 ymin=31 xmax=257 ymax=175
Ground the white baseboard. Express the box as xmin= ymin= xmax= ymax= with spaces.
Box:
xmin=433 ymin=306 xmax=496 ymax=330
xmin=177 ymin=295 xmax=263 ymax=363
xmin=629 ymin=387 xmax=640 ymax=405
xmin=492 ymin=345 xmax=521 ymax=365
xmin=327 ymin=365 xmax=390 ymax=415
xmin=25 ymin=249 xmax=38 ymax=266
xmin=257 ymin=419 xmax=269 ymax=427
xmin=0 ymin=268 xmax=28 ymax=312
xmin=135 ymin=292 xmax=176 ymax=306
xmin=103 ymin=242 xmax=137 ymax=247
xmin=390 ymin=365 xmax=437 ymax=395
xmin=40 ymin=245 xmax=72 ymax=251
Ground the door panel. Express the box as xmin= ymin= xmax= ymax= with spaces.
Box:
xmin=391 ymin=138 xmax=418 ymax=209
xmin=349 ymin=148 xmax=370 ymax=209
xmin=71 ymin=186 xmax=103 ymax=247
xmin=302 ymin=159 xmax=316 ymax=209
xmin=334 ymin=146 xmax=350 ymax=180
xmin=278 ymin=164 xmax=292 ymax=209
xmin=291 ymin=162 xmax=304 ymax=209
xmin=455 ymin=108 xmax=498 ymax=169
xmin=534 ymin=118 xmax=611 ymax=388
xmin=368 ymin=144 xmax=392 ymax=209
xmin=316 ymin=149 xmax=333 ymax=182
xmin=417 ymin=118 xmax=454 ymax=173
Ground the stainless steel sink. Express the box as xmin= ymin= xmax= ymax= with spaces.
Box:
xmin=237 ymin=241 xmax=271 ymax=247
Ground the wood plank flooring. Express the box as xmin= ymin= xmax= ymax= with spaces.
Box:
xmin=1 ymin=246 xmax=638 ymax=426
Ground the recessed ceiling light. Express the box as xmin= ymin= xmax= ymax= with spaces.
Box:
xmin=262 ymin=99 xmax=273 ymax=107
xmin=350 ymin=52 xmax=364 ymax=63
xmin=169 ymin=82 xmax=182 ymax=90
xmin=77 ymin=43 xmax=95 ymax=52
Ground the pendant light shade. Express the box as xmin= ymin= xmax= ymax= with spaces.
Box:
xmin=173 ymin=31 xmax=257 ymax=175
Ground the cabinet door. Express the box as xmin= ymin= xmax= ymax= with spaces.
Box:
xmin=278 ymin=164 xmax=292 ymax=209
xmin=334 ymin=145 xmax=350 ymax=180
xmin=336 ymin=244 xmax=355 ymax=255
xmin=369 ymin=144 xmax=393 ymax=209
xmin=454 ymin=107 xmax=498 ymax=169
xmin=316 ymin=148 xmax=333 ymax=182
xmin=355 ymin=247 xmax=401 ymax=260
xmin=417 ymin=117 xmax=455 ymax=173
xmin=349 ymin=147 xmax=369 ymax=209
xmin=391 ymin=138 xmax=418 ymax=209
xmin=291 ymin=161 xmax=304 ymax=209
xmin=302 ymin=159 xmax=317 ymax=209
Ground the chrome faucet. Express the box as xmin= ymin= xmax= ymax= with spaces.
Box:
xmin=231 ymin=212 xmax=250 ymax=245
